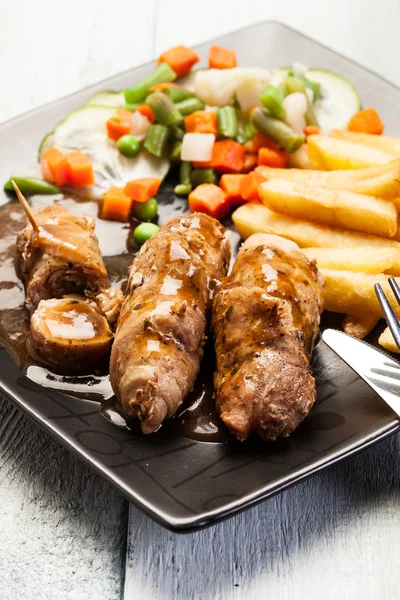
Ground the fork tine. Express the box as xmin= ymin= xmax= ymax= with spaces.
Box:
xmin=388 ymin=277 xmax=400 ymax=307
xmin=375 ymin=283 xmax=400 ymax=351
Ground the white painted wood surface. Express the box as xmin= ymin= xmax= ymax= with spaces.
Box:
xmin=1 ymin=1 xmax=400 ymax=599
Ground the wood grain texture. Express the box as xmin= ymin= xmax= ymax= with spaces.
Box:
xmin=125 ymin=433 xmax=400 ymax=600
xmin=1 ymin=1 xmax=400 ymax=599
xmin=0 ymin=394 xmax=128 ymax=599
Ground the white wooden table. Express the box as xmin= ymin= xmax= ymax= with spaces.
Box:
xmin=1 ymin=1 xmax=400 ymax=598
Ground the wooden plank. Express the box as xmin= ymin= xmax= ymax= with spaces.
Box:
xmin=0 ymin=394 xmax=128 ymax=598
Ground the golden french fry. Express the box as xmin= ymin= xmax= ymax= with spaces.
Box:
xmin=321 ymin=269 xmax=398 ymax=316
xmin=256 ymin=159 xmax=400 ymax=200
xmin=302 ymin=247 xmax=396 ymax=273
xmin=342 ymin=313 xmax=380 ymax=339
xmin=258 ymin=179 xmax=397 ymax=238
xmin=330 ymin=130 xmax=400 ymax=156
xmin=378 ymin=327 xmax=399 ymax=353
xmin=307 ymin=135 xmax=393 ymax=170
xmin=287 ymin=144 xmax=321 ymax=170
xmin=232 ymin=203 xmax=400 ymax=275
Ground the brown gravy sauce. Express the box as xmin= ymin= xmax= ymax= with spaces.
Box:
xmin=0 ymin=192 xmax=228 ymax=443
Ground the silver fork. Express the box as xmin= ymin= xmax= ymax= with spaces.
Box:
xmin=375 ymin=277 xmax=400 ymax=351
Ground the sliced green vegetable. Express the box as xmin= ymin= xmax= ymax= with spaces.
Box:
xmin=217 ymin=106 xmax=238 ymax=139
xmin=133 ymin=222 xmax=160 ymax=246
xmin=125 ymin=63 xmax=177 ymax=105
xmin=144 ymin=124 xmax=170 ymax=157
xmin=169 ymin=141 xmax=182 ymax=162
xmin=303 ymin=77 xmax=321 ymax=98
xmin=4 ymin=177 xmax=60 ymax=195
xmin=39 ymin=106 xmax=170 ymax=196
xmin=132 ymin=198 xmax=158 ymax=221
xmin=191 ymin=169 xmax=216 ymax=186
xmin=174 ymin=161 xmax=192 ymax=196
xmin=145 ymin=91 xmax=182 ymax=126
xmin=117 ymin=135 xmax=141 ymax=158
xmin=174 ymin=97 xmax=205 ymax=116
xmin=259 ymin=84 xmax=286 ymax=120
xmin=85 ymin=91 xmax=125 ymax=108
xmin=251 ymin=107 xmax=304 ymax=153
xmin=305 ymin=69 xmax=361 ymax=131
xmin=243 ymin=122 xmax=255 ymax=142
xmin=168 ymin=87 xmax=195 ymax=103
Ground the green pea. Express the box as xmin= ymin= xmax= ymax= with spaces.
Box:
xmin=117 ymin=135 xmax=141 ymax=158
xmin=133 ymin=222 xmax=160 ymax=246
xmin=132 ymin=198 xmax=158 ymax=221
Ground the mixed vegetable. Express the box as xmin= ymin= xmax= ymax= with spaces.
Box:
xmin=6 ymin=40 xmax=385 ymax=247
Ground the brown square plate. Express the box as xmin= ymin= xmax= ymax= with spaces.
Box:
xmin=0 ymin=21 xmax=398 ymax=531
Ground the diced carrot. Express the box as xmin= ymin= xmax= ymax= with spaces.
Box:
xmin=124 ymin=178 xmax=161 ymax=202
xmin=211 ymin=140 xmax=245 ymax=173
xmin=220 ymin=174 xmax=246 ymax=206
xmin=257 ymin=147 xmax=289 ymax=168
xmin=41 ymin=148 xmax=70 ymax=186
xmin=184 ymin=111 xmax=218 ymax=135
xmin=244 ymin=131 xmax=279 ymax=153
xmin=135 ymin=104 xmax=155 ymax=124
xmin=106 ymin=108 xmax=133 ymax=141
xmin=158 ymin=45 xmax=199 ymax=77
xmin=242 ymin=153 xmax=258 ymax=173
xmin=209 ymin=45 xmax=237 ymax=69
xmin=240 ymin=171 xmax=266 ymax=202
xmin=188 ymin=184 xmax=230 ymax=220
xmin=66 ymin=151 xmax=94 ymax=187
xmin=102 ymin=187 xmax=133 ymax=222
xmin=348 ymin=108 xmax=384 ymax=134
xmin=148 ymin=82 xmax=182 ymax=91
xmin=303 ymin=125 xmax=321 ymax=136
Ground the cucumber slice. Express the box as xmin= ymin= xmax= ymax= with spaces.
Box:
xmin=38 ymin=107 xmax=170 ymax=196
xmin=305 ymin=69 xmax=361 ymax=132
xmin=84 ymin=91 xmax=125 ymax=108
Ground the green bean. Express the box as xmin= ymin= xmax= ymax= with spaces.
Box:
xmin=133 ymin=222 xmax=160 ymax=246
xmin=168 ymin=87 xmax=195 ymax=103
xmin=242 ymin=122 xmax=255 ymax=143
xmin=191 ymin=169 xmax=216 ymax=186
xmin=305 ymin=99 xmax=320 ymax=127
xmin=146 ymin=92 xmax=182 ymax=126
xmin=124 ymin=63 xmax=177 ymax=104
xmin=169 ymin=124 xmax=185 ymax=140
xmin=4 ymin=177 xmax=60 ymax=195
xmin=123 ymin=103 xmax=139 ymax=112
xmin=303 ymin=77 xmax=321 ymax=98
xmin=259 ymin=84 xmax=286 ymax=120
xmin=174 ymin=161 xmax=192 ymax=196
xmin=284 ymin=76 xmax=306 ymax=95
xmin=169 ymin=141 xmax=182 ymax=162
xmin=132 ymin=198 xmax=158 ymax=221
xmin=217 ymin=106 xmax=238 ymax=139
xmin=144 ymin=124 xmax=170 ymax=157
xmin=251 ymin=107 xmax=304 ymax=153
xmin=117 ymin=135 xmax=141 ymax=158
xmin=174 ymin=97 xmax=205 ymax=116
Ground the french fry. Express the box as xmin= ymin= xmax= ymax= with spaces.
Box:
xmin=330 ymin=130 xmax=400 ymax=156
xmin=342 ymin=313 xmax=380 ymax=339
xmin=307 ymin=135 xmax=393 ymax=170
xmin=232 ymin=203 xmax=400 ymax=275
xmin=321 ymin=269 xmax=398 ymax=316
xmin=258 ymin=179 xmax=397 ymax=238
xmin=378 ymin=327 xmax=399 ymax=353
xmin=302 ymin=247 xmax=397 ymax=273
xmin=287 ymin=144 xmax=321 ymax=170
xmin=256 ymin=159 xmax=400 ymax=200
